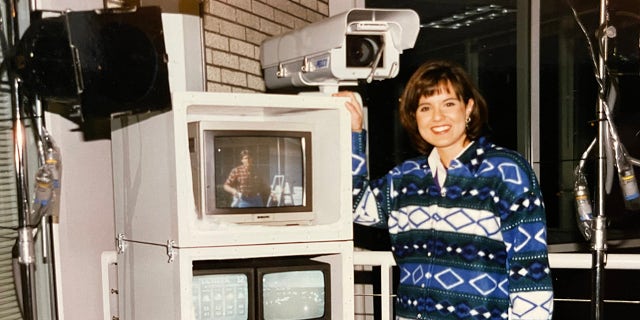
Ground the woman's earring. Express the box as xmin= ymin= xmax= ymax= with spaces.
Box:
xmin=465 ymin=117 xmax=471 ymax=129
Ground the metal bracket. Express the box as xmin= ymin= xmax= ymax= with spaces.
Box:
xmin=276 ymin=63 xmax=285 ymax=78
xmin=166 ymin=240 xmax=176 ymax=263
xmin=300 ymin=56 xmax=310 ymax=73
xmin=116 ymin=233 xmax=126 ymax=254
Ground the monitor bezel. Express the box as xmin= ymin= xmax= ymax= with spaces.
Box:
xmin=256 ymin=259 xmax=331 ymax=320
xmin=190 ymin=121 xmax=314 ymax=223
xmin=192 ymin=265 xmax=256 ymax=320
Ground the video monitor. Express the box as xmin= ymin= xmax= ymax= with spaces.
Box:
xmin=257 ymin=262 xmax=331 ymax=320
xmin=192 ymin=267 xmax=255 ymax=320
xmin=189 ymin=121 xmax=313 ymax=224
xmin=193 ymin=257 xmax=331 ymax=320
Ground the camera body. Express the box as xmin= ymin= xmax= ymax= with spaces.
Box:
xmin=260 ymin=8 xmax=420 ymax=91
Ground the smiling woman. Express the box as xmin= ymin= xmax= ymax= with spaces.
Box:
xmin=337 ymin=59 xmax=554 ymax=320
xmin=358 ymin=0 xmax=640 ymax=318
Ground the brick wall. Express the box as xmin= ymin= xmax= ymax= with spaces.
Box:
xmin=202 ymin=0 xmax=329 ymax=92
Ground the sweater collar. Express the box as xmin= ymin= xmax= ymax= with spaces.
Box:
xmin=428 ymin=140 xmax=477 ymax=186
xmin=454 ymin=136 xmax=493 ymax=174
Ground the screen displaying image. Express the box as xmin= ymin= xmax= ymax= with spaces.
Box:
xmin=206 ymin=131 xmax=311 ymax=213
xmin=261 ymin=270 xmax=326 ymax=320
xmin=192 ymin=273 xmax=251 ymax=320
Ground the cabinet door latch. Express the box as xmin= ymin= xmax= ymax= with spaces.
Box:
xmin=166 ymin=240 xmax=176 ymax=263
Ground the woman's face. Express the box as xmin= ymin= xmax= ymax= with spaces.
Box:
xmin=415 ymin=83 xmax=474 ymax=155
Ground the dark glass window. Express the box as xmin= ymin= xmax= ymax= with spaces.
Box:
xmin=362 ymin=0 xmax=640 ymax=250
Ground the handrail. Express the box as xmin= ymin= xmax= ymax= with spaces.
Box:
xmin=353 ymin=251 xmax=396 ymax=319
xmin=353 ymin=251 xmax=640 ymax=320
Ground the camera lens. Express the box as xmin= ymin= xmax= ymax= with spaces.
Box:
xmin=346 ymin=35 xmax=383 ymax=67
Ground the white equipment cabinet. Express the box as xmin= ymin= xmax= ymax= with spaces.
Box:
xmin=110 ymin=91 xmax=355 ymax=319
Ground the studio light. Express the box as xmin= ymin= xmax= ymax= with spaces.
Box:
xmin=14 ymin=6 xmax=171 ymax=120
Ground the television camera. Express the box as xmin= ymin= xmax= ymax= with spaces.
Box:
xmin=260 ymin=8 xmax=420 ymax=92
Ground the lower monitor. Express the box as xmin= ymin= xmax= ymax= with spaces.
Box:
xmin=192 ymin=257 xmax=331 ymax=320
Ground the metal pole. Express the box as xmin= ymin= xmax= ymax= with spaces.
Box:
xmin=592 ymin=0 xmax=609 ymax=319
xmin=6 ymin=0 xmax=38 ymax=318
xmin=12 ymin=81 xmax=38 ymax=320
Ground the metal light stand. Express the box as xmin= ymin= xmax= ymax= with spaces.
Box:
xmin=13 ymin=82 xmax=38 ymax=320
xmin=592 ymin=0 xmax=609 ymax=319
xmin=6 ymin=10 xmax=39 ymax=320
xmin=4 ymin=0 xmax=45 ymax=319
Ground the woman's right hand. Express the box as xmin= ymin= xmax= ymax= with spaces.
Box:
xmin=333 ymin=91 xmax=364 ymax=133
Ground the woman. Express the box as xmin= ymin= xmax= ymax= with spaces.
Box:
xmin=336 ymin=60 xmax=553 ymax=320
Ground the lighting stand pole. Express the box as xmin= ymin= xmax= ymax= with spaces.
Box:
xmin=592 ymin=0 xmax=609 ymax=319
xmin=13 ymin=87 xmax=38 ymax=320
xmin=6 ymin=0 xmax=38 ymax=319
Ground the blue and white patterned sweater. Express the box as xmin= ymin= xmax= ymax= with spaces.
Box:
xmin=351 ymin=132 xmax=553 ymax=320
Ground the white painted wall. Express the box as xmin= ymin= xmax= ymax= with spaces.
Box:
xmin=46 ymin=114 xmax=114 ymax=320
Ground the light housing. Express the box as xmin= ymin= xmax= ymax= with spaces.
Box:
xmin=15 ymin=6 xmax=171 ymax=120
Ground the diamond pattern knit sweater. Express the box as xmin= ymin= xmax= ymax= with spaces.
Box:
xmin=351 ymin=132 xmax=554 ymax=320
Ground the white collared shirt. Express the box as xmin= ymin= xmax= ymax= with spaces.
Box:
xmin=427 ymin=142 xmax=475 ymax=188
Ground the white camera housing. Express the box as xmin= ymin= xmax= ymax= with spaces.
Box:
xmin=260 ymin=8 xmax=420 ymax=92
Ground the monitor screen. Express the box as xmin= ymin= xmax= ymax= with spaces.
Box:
xmin=257 ymin=259 xmax=331 ymax=320
xmin=192 ymin=268 xmax=255 ymax=320
xmin=261 ymin=270 xmax=327 ymax=319
xmin=189 ymin=121 xmax=314 ymax=224
xmin=209 ymin=132 xmax=309 ymax=211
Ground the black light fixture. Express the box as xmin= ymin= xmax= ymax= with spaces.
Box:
xmin=14 ymin=6 xmax=171 ymax=120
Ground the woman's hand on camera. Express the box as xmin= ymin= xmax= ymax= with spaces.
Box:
xmin=333 ymin=91 xmax=364 ymax=132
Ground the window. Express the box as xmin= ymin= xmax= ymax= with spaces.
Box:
xmin=361 ymin=0 xmax=640 ymax=249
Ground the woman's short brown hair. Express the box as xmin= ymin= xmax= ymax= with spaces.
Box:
xmin=399 ymin=60 xmax=489 ymax=154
